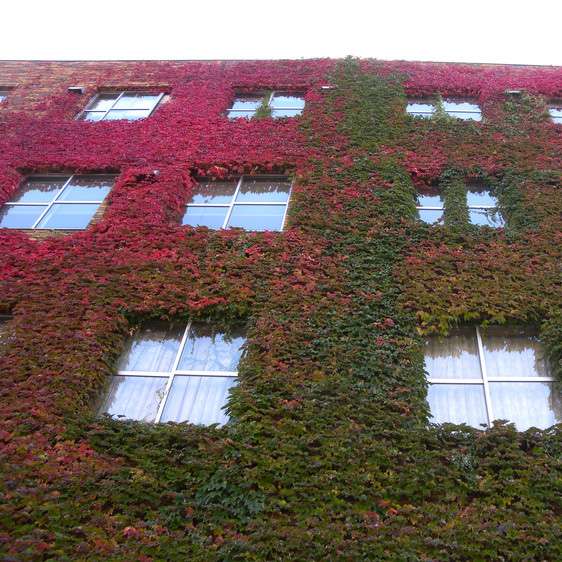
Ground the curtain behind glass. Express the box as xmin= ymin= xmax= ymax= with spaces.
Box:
xmin=425 ymin=328 xmax=481 ymax=379
xmin=428 ymin=384 xmax=488 ymax=427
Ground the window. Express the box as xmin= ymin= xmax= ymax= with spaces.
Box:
xmin=0 ymin=90 xmax=9 ymax=102
xmin=100 ymin=321 xmax=245 ymax=425
xmin=547 ymin=100 xmax=562 ymax=124
xmin=425 ymin=326 xmax=560 ymax=431
xmin=416 ymin=192 xmax=444 ymax=224
xmin=466 ymin=180 xmax=504 ymax=227
xmin=0 ymin=174 xmax=114 ymax=230
xmin=79 ymin=91 xmax=164 ymax=121
xmin=406 ymin=98 xmax=482 ymax=121
xmin=182 ymin=176 xmax=291 ymax=231
xmin=227 ymin=91 xmax=305 ymax=119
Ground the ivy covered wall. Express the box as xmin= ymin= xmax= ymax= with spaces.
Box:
xmin=0 ymin=58 xmax=561 ymax=560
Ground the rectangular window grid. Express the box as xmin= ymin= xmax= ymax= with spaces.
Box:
xmin=0 ymin=174 xmax=114 ymax=230
xmin=416 ymin=192 xmax=444 ymax=224
xmin=100 ymin=321 xmax=245 ymax=426
xmin=406 ymin=98 xmax=482 ymax=121
xmin=425 ymin=326 xmax=558 ymax=431
xmin=79 ymin=91 xmax=164 ymax=122
xmin=466 ymin=181 xmax=504 ymax=227
xmin=548 ymin=100 xmax=562 ymax=124
xmin=228 ymin=91 xmax=305 ymax=119
xmin=182 ymin=176 xmax=292 ymax=232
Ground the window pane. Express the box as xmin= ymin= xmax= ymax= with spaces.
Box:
xmin=9 ymin=177 xmax=68 ymax=203
xmin=227 ymin=110 xmax=256 ymax=119
xmin=83 ymin=112 xmax=106 ymax=122
xmin=272 ymin=109 xmax=303 ymax=118
xmin=424 ymin=328 xmax=482 ymax=379
xmin=230 ymin=96 xmax=263 ymax=111
xmin=58 ymin=175 xmax=113 ymax=202
xmin=235 ymin=178 xmax=291 ymax=203
xmin=0 ymin=205 xmax=47 ymax=228
xmin=482 ymin=327 xmax=550 ymax=378
xmin=35 ymin=203 xmax=99 ymax=229
xmin=442 ymin=100 xmax=480 ymax=113
xmin=104 ymin=109 xmax=151 ymax=121
xmin=446 ymin=111 xmax=482 ymax=121
xmin=100 ymin=375 xmax=167 ymax=422
xmin=418 ymin=209 xmax=443 ymax=224
xmin=468 ymin=209 xmax=504 ymax=228
xmin=227 ymin=204 xmax=286 ymax=231
xmin=271 ymin=94 xmax=305 ymax=109
xmin=178 ymin=324 xmax=245 ymax=372
xmin=549 ymin=107 xmax=562 ymax=118
xmin=86 ymin=93 xmax=118 ymax=111
xmin=428 ymin=383 xmax=488 ymax=428
xmin=188 ymin=181 xmax=237 ymax=204
xmin=490 ymin=382 xmax=562 ymax=431
xmin=118 ymin=322 xmax=184 ymax=372
xmin=466 ymin=187 xmax=497 ymax=207
xmin=406 ymin=102 xmax=435 ymax=113
xmin=113 ymin=93 xmax=160 ymax=110
xmin=417 ymin=194 xmax=443 ymax=208
xmin=182 ymin=206 xmax=228 ymax=229
xmin=160 ymin=375 xmax=237 ymax=425
xmin=551 ymin=115 xmax=562 ymax=124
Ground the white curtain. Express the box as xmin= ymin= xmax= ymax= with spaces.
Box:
xmin=101 ymin=375 xmax=167 ymax=422
xmin=118 ymin=323 xmax=184 ymax=372
xmin=424 ymin=329 xmax=481 ymax=379
xmin=427 ymin=384 xmax=488 ymax=428
xmin=160 ymin=376 xmax=238 ymax=425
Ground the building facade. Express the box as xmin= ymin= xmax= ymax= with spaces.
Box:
xmin=0 ymin=58 xmax=561 ymax=560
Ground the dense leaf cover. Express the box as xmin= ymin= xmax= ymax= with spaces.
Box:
xmin=0 ymin=58 xmax=561 ymax=560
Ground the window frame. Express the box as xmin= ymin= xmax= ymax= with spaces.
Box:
xmin=0 ymin=90 xmax=9 ymax=102
xmin=79 ymin=91 xmax=165 ymax=122
xmin=416 ymin=191 xmax=444 ymax=224
xmin=406 ymin=97 xmax=482 ymax=121
xmin=227 ymin=91 xmax=305 ymax=119
xmin=426 ymin=326 xmax=555 ymax=428
xmin=0 ymin=173 xmax=115 ymax=230
xmin=183 ymin=175 xmax=293 ymax=231
xmin=465 ymin=180 xmax=504 ymax=228
xmin=110 ymin=320 xmax=242 ymax=424
xmin=547 ymin=99 xmax=562 ymax=124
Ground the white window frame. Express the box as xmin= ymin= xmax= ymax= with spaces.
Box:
xmin=1 ymin=174 xmax=115 ymax=230
xmin=442 ymin=98 xmax=482 ymax=121
xmin=406 ymin=99 xmax=436 ymax=119
xmin=426 ymin=326 xmax=555 ymax=427
xmin=406 ymin=97 xmax=482 ymax=120
xmin=547 ymin=100 xmax=562 ymax=124
xmin=114 ymin=320 xmax=241 ymax=424
xmin=79 ymin=91 xmax=164 ymax=121
xmin=416 ymin=193 xmax=444 ymax=224
xmin=227 ymin=91 xmax=305 ymax=119
xmin=184 ymin=175 xmax=292 ymax=231
xmin=465 ymin=181 xmax=503 ymax=227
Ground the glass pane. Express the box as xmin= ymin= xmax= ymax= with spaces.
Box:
xmin=468 ymin=209 xmax=504 ymax=228
xmin=0 ymin=205 xmax=47 ymax=228
xmin=424 ymin=328 xmax=482 ymax=379
xmin=230 ymin=96 xmax=263 ymax=111
xmin=100 ymin=375 xmax=167 ymax=422
xmin=428 ymin=383 xmax=488 ymax=428
xmin=104 ymin=109 xmax=151 ymax=121
xmin=406 ymin=102 xmax=435 ymax=115
xmin=9 ymin=177 xmax=68 ymax=203
xmin=443 ymin=100 xmax=480 ymax=112
xmin=178 ymin=324 xmax=245 ymax=372
xmin=418 ymin=209 xmax=443 ymax=225
xmin=182 ymin=206 xmax=228 ymax=229
xmin=86 ymin=93 xmax=118 ymax=111
xmin=552 ymin=116 xmax=562 ymax=124
xmin=549 ymin=107 xmax=562 ymax=118
xmin=58 ymin=175 xmax=113 ymax=202
xmin=490 ymin=382 xmax=562 ymax=431
xmin=235 ymin=178 xmax=291 ymax=203
xmin=188 ymin=181 xmax=237 ymax=204
xmin=227 ymin=110 xmax=256 ymax=119
xmin=83 ymin=112 xmax=106 ymax=122
xmin=272 ymin=109 xmax=303 ymax=118
xmin=160 ymin=375 xmax=237 ymax=425
xmin=227 ymin=204 xmax=286 ymax=231
xmin=482 ymin=326 xmax=550 ymax=378
xmin=417 ymin=194 xmax=443 ymax=207
xmin=447 ymin=111 xmax=482 ymax=121
xmin=466 ymin=186 xmax=497 ymax=207
xmin=35 ymin=203 xmax=99 ymax=229
xmin=118 ymin=322 xmax=184 ymax=372
xmin=271 ymin=93 xmax=305 ymax=109
xmin=113 ymin=93 xmax=160 ymax=110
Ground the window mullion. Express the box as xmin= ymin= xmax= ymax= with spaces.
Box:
xmin=280 ymin=180 xmax=293 ymax=230
xmin=223 ymin=178 xmax=241 ymax=228
xmin=146 ymin=92 xmax=164 ymax=118
xmin=154 ymin=321 xmax=191 ymax=424
xmin=476 ymin=326 xmax=494 ymax=427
